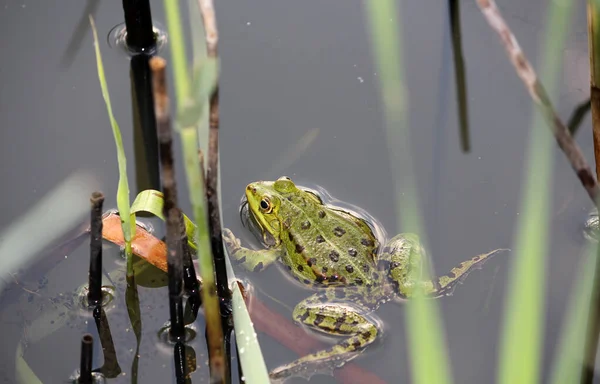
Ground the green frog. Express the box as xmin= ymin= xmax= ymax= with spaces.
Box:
xmin=223 ymin=176 xmax=503 ymax=381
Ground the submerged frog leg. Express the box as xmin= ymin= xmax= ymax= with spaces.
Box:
xmin=222 ymin=228 xmax=282 ymax=272
xmin=269 ymin=291 xmax=378 ymax=381
xmin=380 ymin=233 xmax=506 ymax=299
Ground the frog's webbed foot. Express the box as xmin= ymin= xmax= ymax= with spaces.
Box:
xmin=269 ymin=292 xmax=379 ymax=381
xmin=222 ymin=228 xmax=281 ymax=272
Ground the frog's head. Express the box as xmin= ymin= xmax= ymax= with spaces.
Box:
xmin=245 ymin=176 xmax=297 ymax=246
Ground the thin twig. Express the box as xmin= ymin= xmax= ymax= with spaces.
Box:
xmin=588 ymin=2 xmax=600 ymax=179
xmin=476 ymin=0 xmax=600 ymax=206
xmin=150 ymin=56 xmax=186 ymax=341
xmin=197 ymin=0 xmax=229 ymax=305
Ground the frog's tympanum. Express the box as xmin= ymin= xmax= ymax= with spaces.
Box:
xmin=223 ymin=176 xmax=503 ymax=381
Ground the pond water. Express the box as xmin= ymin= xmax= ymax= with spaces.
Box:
xmin=0 ymin=0 xmax=594 ymax=383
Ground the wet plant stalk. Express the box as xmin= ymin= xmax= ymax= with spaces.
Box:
xmin=93 ymin=306 xmax=122 ymax=378
xmin=88 ymin=192 xmax=104 ymax=305
xmin=589 ymin=0 xmax=600 ymax=180
xmin=198 ymin=0 xmax=231 ymax=324
xmin=174 ymin=341 xmax=187 ymax=383
xmin=197 ymin=2 xmax=233 ymax=381
xmin=121 ymin=0 xmax=155 ymax=52
xmin=448 ymin=0 xmax=470 ymax=152
xmin=150 ymin=56 xmax=185 ymax=340
xmin=79 ymin=334 xmax=94 ymax=384
xmin=131 ymin=54 xmax=161 ymax=192
xmin=476 ymin=0 xmax=600 ymax=207
xmin=163 ymin=0 xmax=225 ymax=381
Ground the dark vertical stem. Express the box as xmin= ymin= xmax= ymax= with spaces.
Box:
xmin=131 ymin=55 xmax=161 ymax=192
xmin=583 ymin=3 xmax=600 ymax=382
xmin=198 ymin=3 xmax=230 ymax=382
xmin=88 ymin=192 xmax=104 ymax=305
xmin=79 ymin=334 xmax=94 ymax=384
xmin=151 ymin=56 xmax=185 ymax=341
xmin=174 ymin=341 xmax=187 ymax=384
xmin=93 ymin=306 xmax=122 ymax=378
xmin=205 ymin=88 xmax=230 ymax=307
xmin=122 ymin=0 xmax=155 ymax=52
xmin=448 ymin=0 xmax=470 ymax=152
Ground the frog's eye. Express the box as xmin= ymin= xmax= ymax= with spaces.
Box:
xmin=259 ymin=198 xmax=272 ymax=213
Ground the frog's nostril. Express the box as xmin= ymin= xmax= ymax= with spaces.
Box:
xmin=246 ymin=184 xmax=257 ymax=194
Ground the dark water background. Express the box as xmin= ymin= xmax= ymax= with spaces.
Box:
xmin=0 ymin=1 xmax=595 ymax=383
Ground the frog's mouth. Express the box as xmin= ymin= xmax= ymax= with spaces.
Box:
xmin=239 ymin=197 xmax=277 ymax=247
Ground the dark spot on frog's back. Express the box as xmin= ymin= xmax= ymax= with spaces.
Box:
xmin=361 ymin=238 xmax=375 ymax=247
xmin=297 ymin=265 xmax=304 ymax=272
xmin=345 ymin=265 xmax=354 ymax=273
xmin=333 ymin=227 xmax=346 ymax=237
xmin=318 ymin=210 xmax=326 ymax=218
xmin=348 ymin=248 xmax=357 ymax=257
xmin=295 ymin=243 xmax=305 ymax=253
xmin=316 ymin=235 xmax=325 ymax=243
xmin=301 ymin=220 xmax=311 ymax=230
xmin=308 ymin=257 xmax=317 ymax=267
xmin=283 ymin=218 xmax=291 ymax=229
xmin=329 ymin=250 xmax=340 ymax=262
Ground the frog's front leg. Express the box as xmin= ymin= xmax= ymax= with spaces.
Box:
xmin=269 ymin=290 xmax=378 ymax=381
xmin=380 ymin=233 xmax=505 ymax=298
xmin=222 ymin=228 xmax=282 ymax=272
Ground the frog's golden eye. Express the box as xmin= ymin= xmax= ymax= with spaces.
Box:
xmin=259 ymin=198 xmax=272 ymax=213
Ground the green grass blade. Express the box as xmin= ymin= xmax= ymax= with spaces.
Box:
xmin=550 ymin=244 xmax=598 ymax=384
xmin=163 ymin=0 xmax=189 ymax=110
xmin=231 ymin=282 xmax=270 ymax=382
xmin=497 ymin=2 xmax=574 ymax=383
xmin=15 ymin=342 xmax=42 ymax=384
xmin=162 ymin=2 xmax=270 ymax=381
xmin=89 ymin=16 xmax=135 ymax=275
xmin=364 ymin=2 xmax=452 ymax=383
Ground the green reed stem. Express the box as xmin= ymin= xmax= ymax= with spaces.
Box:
xmin=364 ymin=2 xmax=452 ymax=383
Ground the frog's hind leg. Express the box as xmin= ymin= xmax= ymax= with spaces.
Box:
xmin=223 ymin=228 xmax=281 ymax=272
xmin=380 ymin=233 xmax=506 ymax=299
xmin=269 ymin=291 xmax=379 ymax=381
xmin=419 ymin=249 xmax=505 ymax=298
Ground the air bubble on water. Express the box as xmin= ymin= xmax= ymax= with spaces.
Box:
xmin=357 ymin=77 xmax=364 ymax=83
xmin=246 ymin=22 xmax=251 ymax=26
xmin=239 ymin=347 xmax=245 ymax=354
xmin=108 ymin=22 xmax=168 ymax=57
